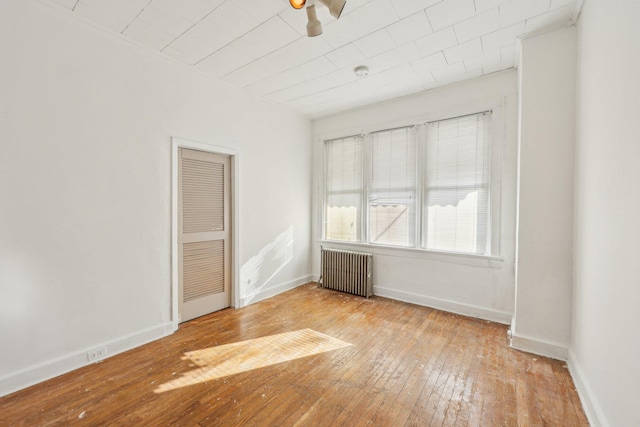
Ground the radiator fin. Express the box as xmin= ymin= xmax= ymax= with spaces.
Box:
xmin=320 ymin=248 xmax=372 ymax=298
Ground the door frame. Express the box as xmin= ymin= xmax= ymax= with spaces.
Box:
xmin=171 ymin=137 xmax=240 ymax=332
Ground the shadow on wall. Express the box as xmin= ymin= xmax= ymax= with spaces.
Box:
xmin=240 ymin=226 xmax=293 ymax=305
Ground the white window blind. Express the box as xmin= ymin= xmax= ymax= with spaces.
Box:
xmin=369 ymin=127 xmax=417 ymax=247
xmin=423 ymin=113 xmax=491 ymax=254
xmin=324 ymin=136 xmax=364 ymax=241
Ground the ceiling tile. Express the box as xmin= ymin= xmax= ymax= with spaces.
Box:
xmin=134 ymin=1 xmax=193 ymax=38
xmin=445 ymin=67 xmax=483 ymax=83
xmin=335 ymin=83 xmax=381 ymax=106
xmin=411 ymin=52 xmax=448 ymax=75
xmin=385 ymin=63 xmax=423 ymax=86
xmin=431 ymin=61 xmax=467 ymax=81
xmin=354 ymin=29 xmax=397 ymax=58
xmin=454 ymin=8 xmax=500 ymax=43
xmin=298 ymin=80 xmax=411 ymax=116
xmin=196 ymin=44 xmax=254 ymax=77
xmin=319 ymin=15 xmax=364 ymax=49
xmin=525 ymin=4 xmax=575 ymax=33
xmin=550 ymin=0 xmax=577 ymax=8
xmin=265 ymin=75 xmax=343 ymax=104
xmin=161 ymin=45 xmax=195 ymax=63
xmin=366 ymin=42 xmax=423 ymax=72
xmin=222 ymin=37 xmax=333 ymax=88
xmin=278 ymin=6 xmax=308 ymax=36
xmin=341 ymin=0 xmax=371 ymax=14
xmin=388 ymin=0 xmax=442 ymax=19
xmin=481 ymin=22 xmax=525 ymax=52
xmin=474 ymin=0 xmax=511 ymax=13
xmin=426 ymin=0 xmax=477 ymax=32
xmin=348 ymin=0 xmax=400 ymax=38
xmin=245 ymin=56 xmax=338 ymax=97
xmin=230 ymin=0 xmax=288 ymax=23
xmin=463 ymin=49 xmax=501 ymax=71
xmin=443 ymin=38 xmax=483 ymax=64
xmin=414 ymin=27 xmax=458 ymax=58
xmin=155 ymin=0 xmax=221 ymax=23
xmin=375 ymin=74 xmax=419 ymax=94
xmin=50 ymin=0 xmax=78 ymax=9
xmin=224 ymin=16 xmax=300 ymax=64
xmin=325 ymin=43 xmax=367 ymax=69
xmin=285 ymin=85 xmax=352 ymax=111
xmin=222 ymin=56 xmax=282 ymax=88
xmin=242 ymin=56 xmax=336 ymax=96
xmin=386 ymin=11 xmax=433 ymax=46
xmin=80 ymin=0 xmax=149 ymax=13
xmin=165 ymin=1 xmax=260 ymax=64
xmin=499 ymin=0 xmax=550 ymax=28
xmin=325 ymin=67 xmax=363 ymax=86
xmin=123 ymin=18 xmax=175 ymax=51
xmin=74 ymin=0 xmax=149 ymax=33
xmin=266 ymin=36 xmax=334 ymax=72
xmin=357 ymin=69 xmax=399 ymax=92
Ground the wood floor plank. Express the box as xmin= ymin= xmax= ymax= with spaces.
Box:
xmin=369 ymin=310 xmax=452 ymax=425
xmin=404 ymin=314 xmax=465 ymax=426
xmin=0 ymin=284 xmax=588 ymax=426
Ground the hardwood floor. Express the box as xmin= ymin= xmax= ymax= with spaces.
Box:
xmin=0 ymin=284 xmax=588 ymax=426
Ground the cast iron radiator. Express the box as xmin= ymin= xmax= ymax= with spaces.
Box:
xmin=319 ymin=247 xmax=373 ymax=298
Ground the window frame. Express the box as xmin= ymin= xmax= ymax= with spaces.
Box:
xmin=322 ymin=134 xmax=366 ymax=243
xmin=318 ymin=103 xmax=504 ymax=260
xmin=421 ymin=112 xmax=493 ymax=255
xmin=365 ymin=125 xmax=419 ymax=248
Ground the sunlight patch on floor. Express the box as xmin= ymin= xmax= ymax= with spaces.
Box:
xmin=154 ymin=329 xmax=351 ymax=393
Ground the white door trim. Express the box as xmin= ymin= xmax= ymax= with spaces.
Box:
xmin=171 ymin=137 xmax=240 ymax=332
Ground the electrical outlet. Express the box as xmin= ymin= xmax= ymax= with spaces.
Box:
xmin=86 ymin=346 xmax=107 ymax=362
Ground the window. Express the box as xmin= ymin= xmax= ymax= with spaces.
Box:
xmin=324 ymin=135 xmax=363 ymax=242
xmin=423 ymin=114 xmax=491 ymax=254
xmin=369 ymin=127 xmax=417 ymax=247
xmin=322 ymin=112 xmax=493 ymax=256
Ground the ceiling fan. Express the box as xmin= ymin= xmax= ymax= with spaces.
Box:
xmin=289 ymin=0 xmax=347 ymax=37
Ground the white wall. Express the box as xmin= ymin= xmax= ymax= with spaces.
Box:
xmin=0 ymin=0 xmax=311 ymax=396
xmin=571 ymin=0 xmax=640 ymax=425
xmin=511 ymin=27 xmax=576 ymax=360
xmin=312 ymin=71 xmax=519 ymax=323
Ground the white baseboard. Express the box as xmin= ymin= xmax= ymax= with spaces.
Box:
xmin=1 ymin=275 xmax=313 ymax=397
xmin=0 ymin=322 xmax=173 ymax=398
xmin=373 ymin=285 xmax=512 ymax=325
xmin=567 ymin=350 xmax=608 ymax=427
xmin=509 ymin=332 xmax=568 ymax=360
xmin=241 ymin=274 xmax=312 ymax=306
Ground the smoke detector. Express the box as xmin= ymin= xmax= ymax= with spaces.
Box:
xmin=354 ymin=65 xmax=369 ymax=77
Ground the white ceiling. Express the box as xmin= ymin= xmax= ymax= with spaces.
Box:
xmin=46 ymin=0 xmax=579 ymax=118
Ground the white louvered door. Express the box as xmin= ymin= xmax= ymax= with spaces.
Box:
xmin=178 ymin=148 xmax=230 ymax=322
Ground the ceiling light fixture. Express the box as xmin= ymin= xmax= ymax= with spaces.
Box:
xmin=290 ymin=0 xmax=347 ymax=37
xmin=306 ymin=5 xmax=323 ymax=37
xmin=317 ymin=0 xmax=347 ymax=19
xmin=289 ymin=0 xmax=306 ymax=10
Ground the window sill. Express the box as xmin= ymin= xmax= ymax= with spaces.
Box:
xmin=317 ymin=240 xmax=504 ymax=268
